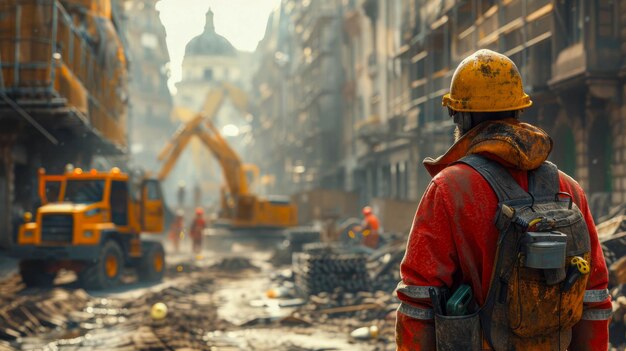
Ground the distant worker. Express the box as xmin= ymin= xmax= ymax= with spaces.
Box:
xmin=177 ymin=181 xmax=186 ymax=209
xmin=168 ymin=210 xmax=184 ymax=253
xmin=395 ymin=50 xmax=610 ymax=350
xmin=360 ymin=206 xmax=380 ymax=249
xmin=189 ymin=207 xmax=206 ymax=254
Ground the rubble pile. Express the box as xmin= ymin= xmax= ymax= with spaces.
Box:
xmin=133 ymin=273 xmax=226 ymax=350
xmin=0 ymin=281 xmax=90 ymax=345
xmin=0 ymin=271 xmax=226 ymax=350
xmin=210 ymin=257 xmax=259 ymax=272
xmin=263 ymin=239 xmax=407 ymax=348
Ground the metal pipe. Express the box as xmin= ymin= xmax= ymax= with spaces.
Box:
xmin=0 ymin=92 xmax=59 ymax=145
xmin=14 ymin=5 xmax=21 ymax=86
xmin=50 ymin=3 xmax=59 ymax=91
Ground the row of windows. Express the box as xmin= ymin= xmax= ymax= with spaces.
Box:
xmin=401 ymin=0 xmax=598 ymax=126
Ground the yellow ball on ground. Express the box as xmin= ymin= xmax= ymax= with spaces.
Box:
xmin=151 ymin=302 xmax=168 ymax=320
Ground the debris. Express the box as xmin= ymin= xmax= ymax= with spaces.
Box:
xmin=279 ymin=298 xmax=307 ymax=308
xmin=350 ymin=325 xmax=379 ymax=340
xmin=210 ymin=257 xmax=259 ymax=272
xmin=266 ymin=286 xmax=293 ymax=299
xmin=598 ymin=215 xmax=626 ymax=240
xmin=279 ymin=315 xmax=312 ymax=326
xmin=316 ymin=303 xmax=385 ymax=316
xmin=293 ymin=251 xmax=371 ymax=295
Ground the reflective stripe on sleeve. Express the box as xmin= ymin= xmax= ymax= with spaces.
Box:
xmin=397 ymin=301 xmax=434 ymax=320
xmin=583 ymin=289 xmax=610 ymax=303
xmin=581 ymin=308 xmax=612 ymax=321
xmin=396 ymin=282 xmax=438 ymax=299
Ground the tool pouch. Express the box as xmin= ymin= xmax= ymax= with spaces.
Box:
xmin=435 ymin=311 xmax=482 ymax=351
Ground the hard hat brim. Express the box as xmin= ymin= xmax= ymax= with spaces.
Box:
xmin=442 ymin=93 xmax=533 ymax=112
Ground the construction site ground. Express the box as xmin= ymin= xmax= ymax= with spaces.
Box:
xmin=0 ymin=243 xmax=396 ymax=351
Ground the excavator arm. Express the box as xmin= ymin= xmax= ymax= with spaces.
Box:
xmin=157 ymin=83 xmax=253 ymax=197
xmin=194 ymin=121 xmax=248 ymax=196
xmin=157 ymin=115 xmax=200 ymax=180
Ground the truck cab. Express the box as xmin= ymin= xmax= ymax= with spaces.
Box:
xmin=14 ymin=167 xmax=166 ymax=289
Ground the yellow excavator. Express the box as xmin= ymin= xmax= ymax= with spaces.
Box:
xmin=157 ymin=83 xmax=297 ymax=229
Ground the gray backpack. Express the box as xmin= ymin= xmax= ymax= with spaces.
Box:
xmin=456 ymin=154 xmax=591 ymax=350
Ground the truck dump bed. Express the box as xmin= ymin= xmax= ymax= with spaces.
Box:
xmin=0 ymin=0 xmax=127 ymax=150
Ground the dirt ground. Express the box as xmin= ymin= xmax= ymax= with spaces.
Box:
xmin=0 ymin=244 xmax=396 ymax=351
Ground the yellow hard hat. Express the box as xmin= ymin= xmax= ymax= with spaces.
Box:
xmin=442 ymin=49 xmax=532 ymax=112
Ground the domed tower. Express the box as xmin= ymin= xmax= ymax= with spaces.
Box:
xmin=174 ymin=8 xmax=241 ymax=112
xmin=171 ymin=8 xmax=252 ymax=208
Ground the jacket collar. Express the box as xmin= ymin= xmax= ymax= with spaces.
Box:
xmin=423 ymin=118 xmax=553 ymax=177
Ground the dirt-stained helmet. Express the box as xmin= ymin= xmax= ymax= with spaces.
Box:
xmin=442 ymin=49 xmax=532 ymax=112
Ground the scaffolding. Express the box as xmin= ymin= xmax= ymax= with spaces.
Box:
xmin=0 ymin=0 xmax=127 ymax=151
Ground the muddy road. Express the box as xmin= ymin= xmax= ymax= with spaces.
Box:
xmin=0 ymin=250 xmax=396 ymax=351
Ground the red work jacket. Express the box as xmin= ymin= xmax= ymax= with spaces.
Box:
xmin=362 ymin=213 xmax=380 ymax=249
xmin=189 ymin=217 xmax=205 ymax=240
xmin=395 ymin=159 xmax=611 ymax=350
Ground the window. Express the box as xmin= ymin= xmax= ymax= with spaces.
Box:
xmin=110 ymin=181 xmax=128 ymax=226
xmin=145 ymin=180 xmax=161 ymax=200
xmin=480 ymin=0 xmax=495 ymax=14
xmin=64 ymin=180 xmax=105 ymax=204
xmin=564 ymin=0 xmax=583 ymax=44
xmin=203 ymin=68 xmax=213 ymax=80
xmin=457 ymin=0 xmax=475 ymax=32
xmin=45 ymin=182 xmax=61 ymax=202
xmin=431 ymin=28 xmax=449 ymax=73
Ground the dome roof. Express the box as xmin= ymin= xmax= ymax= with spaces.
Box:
xmin=184 ymin=8 xmax=236 ymax=57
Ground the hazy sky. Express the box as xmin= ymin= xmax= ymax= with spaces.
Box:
xmin=156 ymin=0 xmax=281 ymax=94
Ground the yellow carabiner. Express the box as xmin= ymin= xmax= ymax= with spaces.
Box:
xmin=571 ymin=256 xmax=590 ymax=275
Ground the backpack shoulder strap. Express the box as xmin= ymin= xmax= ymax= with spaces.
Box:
xmin=455 ymin=154 xmax=530 ymax=202
xmin=529 ymin=161 xmax=560 ymax=199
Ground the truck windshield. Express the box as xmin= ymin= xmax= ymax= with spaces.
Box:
xmin=64 ymin=180 xmax=105 ymax=204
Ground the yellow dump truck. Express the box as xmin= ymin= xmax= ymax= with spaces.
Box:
xmin=13 ymin=167 xmax=165 ymax=289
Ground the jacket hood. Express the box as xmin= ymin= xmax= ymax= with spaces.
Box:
xmin=423 ymin=118 xmax=553 ymax=177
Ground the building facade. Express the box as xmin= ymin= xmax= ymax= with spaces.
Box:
xmin=122 ymin=0 xmax=174 ymax=173
xmin=397 ymin=0 xmax=626 ymax=219
xmin=252 ymin=0 xmax=346 ymax=196
xmin=250 ymin=5 xmax=296 ymax=196
xmin=252 ymin=0 xmax=626 ymax=220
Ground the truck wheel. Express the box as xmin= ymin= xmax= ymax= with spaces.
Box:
xmin=19 ymin=260 xmax=55 ymax=287
xmin=79 ymin=240 xmax=124 ymax=290
xmin=138 ymin=241 xmax=165 ymax=283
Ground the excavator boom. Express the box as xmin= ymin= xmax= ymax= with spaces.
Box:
xmin=156 ymin=83 xmax=297 ymax=228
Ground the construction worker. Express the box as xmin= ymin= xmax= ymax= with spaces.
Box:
xmin=168 ymin=210 xmax=184 ymax=253
xmin=189 ymin=207 xmax=205 ymax=254
xmin=360 ymin=206 xmax=380 ymax=249
xmin=395 ymin=50 xmax=611 ymax=350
